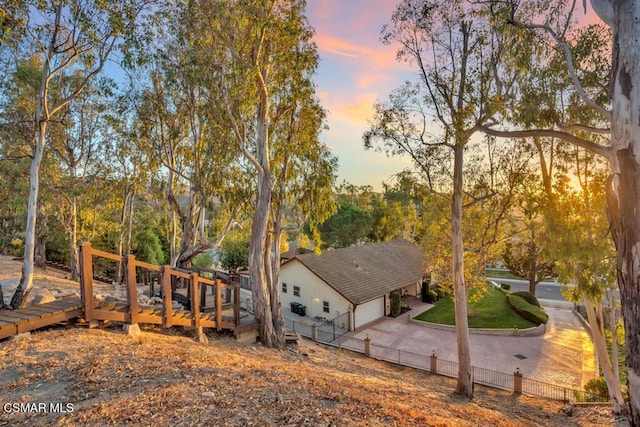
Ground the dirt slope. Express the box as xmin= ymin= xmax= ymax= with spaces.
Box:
xmin=0 ymin=256 xmax=616 ymax=426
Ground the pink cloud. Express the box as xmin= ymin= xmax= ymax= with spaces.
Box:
xmin=313 ymin=33 xmax=365 ymax=59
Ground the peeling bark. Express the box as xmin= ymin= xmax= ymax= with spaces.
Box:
xmin=584 ymin=298 xmax=626 ymax=413
xmin=452 ymin=143 xmax=473 ymax=398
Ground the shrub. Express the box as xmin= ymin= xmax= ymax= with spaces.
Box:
xmin=507 ymin=294 xmax=549 ymax=325
xmin=584 ymin=377 xmax=609 ymax=398
xmin=500 ymin=283 xmax=511 ymax=291
xmin=424 ymin=290 xmax=439 ymax=303
xmin=511 ymin=290 xmax=541 ymax=307
xmin=134 ymin=229 xmax=164 ymax=265
xmin=390 ymin=291 xmax=401 ymax=317
xmin=434 ymin=287 xmax=446 ymax=299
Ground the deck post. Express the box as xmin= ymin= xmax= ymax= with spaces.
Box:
xmin=216 ymin=279 xmax=222 ymax=331
xmin=79 ymin=243 xmax=94 ymax=322
xmin=161 ymin=266 xmax=173 ymax=328
xmin=125 ymin=254 xmax=140 ymax=325
xmin=234 ymin=284 xmax=240 ymax=326
xmin=190 ymin=272 xmax=207 ymax=343
xmin=200 ymin=278 xmax=207 ymax=310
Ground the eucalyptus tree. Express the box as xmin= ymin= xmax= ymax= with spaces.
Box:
xmin=3 ymin=0 xmax=155 ymax=308
xmin=479 ymin=1 xmax=640 ymax=416
xmin=181 ymin=0 xmax=334 ymax=347
xmin=364 ymin=0 xmax=526 ymax=397
xmin=268 ymin=93 xmax=337 ymax=334
xmin=48 ymin=78 xmax=112 ymax=280
xmin=551 ymin=150 xmax=625 ymax=408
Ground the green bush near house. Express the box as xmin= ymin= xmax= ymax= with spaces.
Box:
xmin=506 ymin=294 xmax=549 ymax=325
xmin=390 ymin=291 xmax=401 ymax=317
xmin=424 ymin=289 xmax=438 ymax=303
xmin=511 ymin=290 xmax=541 ymax=308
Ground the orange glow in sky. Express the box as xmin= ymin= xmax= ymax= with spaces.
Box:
xmin=306 ymin=1 xmax=604 ymax=191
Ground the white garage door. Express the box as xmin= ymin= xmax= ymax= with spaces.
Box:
xmin=355 ymin=297 xmax=384 ymax=329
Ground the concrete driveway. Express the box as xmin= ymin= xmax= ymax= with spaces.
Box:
xmin=336 ymin=302 xmax=595 ymax=389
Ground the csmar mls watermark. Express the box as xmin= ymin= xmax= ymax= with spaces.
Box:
xmin=3 ymin=402 xmax=74 ymax=414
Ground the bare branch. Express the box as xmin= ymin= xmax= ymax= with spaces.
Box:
xmin=477 ymin=123 xmax=613 ymax=163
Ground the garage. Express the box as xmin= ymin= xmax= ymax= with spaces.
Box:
xmin=354 ymin=297 xmax=385 ymax=329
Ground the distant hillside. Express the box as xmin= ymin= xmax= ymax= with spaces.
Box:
xmin=0 ymin=325 xmax=613 ymax=426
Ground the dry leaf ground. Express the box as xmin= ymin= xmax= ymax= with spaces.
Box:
xmin=0 ymin=324 xmax=617 ymax=427
xmin=0 ymin=256 xmax=618 ymax=426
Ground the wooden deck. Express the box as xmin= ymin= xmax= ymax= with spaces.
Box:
xmin=0 ymin=243 xmax=259 ymax=342
xmin=0 ymin=297 xmax=84 ymax=340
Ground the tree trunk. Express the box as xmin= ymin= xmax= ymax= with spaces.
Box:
xmin=249 ymin=167 xmax=278 ymax=347
xmin=34 ymin=200 xmax=47 ymax=269
xmin=248 ymin=64 xmax=283 ymax=348
xmin=116 ymin=188 xmax=132 ymax=285
xmin=595 ymin=1 xmax=640 ymax=421
xmin=584 ymin=297 xmax=626 ymax=413
xmin=12 ymin=120 xmax=47 ymax=308
xmin=452 ymin=143 xmax=473 ymax=397
xmin=68 ymin=195 xmax=79 ymax=281
xmin=608 ymin=287 xmax=621 ymax=384
xmin=176 ymin=190 xmax=199 ymax=268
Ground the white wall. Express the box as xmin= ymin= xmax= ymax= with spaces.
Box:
xmin=280 ymin=259 xmax=351 ymax=321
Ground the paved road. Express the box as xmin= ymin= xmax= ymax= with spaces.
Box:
xmin=337 ymin=302 xmax=595 ymax=390
xmin=487 ymin=277 xmax=572 ymax=302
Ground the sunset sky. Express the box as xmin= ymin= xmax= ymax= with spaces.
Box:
xmin=306 ymin=0 xmax=415 ymax=191
xmin=305 ymin=1 xmax=604 ymax=191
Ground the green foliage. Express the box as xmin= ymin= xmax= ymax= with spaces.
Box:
xmin=511 ymin=290 xmax=541 ymax=307
xmin=434 ymin=287 xmax=446 ymax=299
xmin=502 ymin=239 xmax=555 ymax=291
xmin=316 ymin=202 xmax=371 ymax=249
xmin=219 ymin=239 xmax=249 ymax=271
xmin=414 ymin=286 xmax=536 ymax=329
xmin=390 ymin=291 xmax=401 ymax=317
xmin=506 ymin=294 xmax=548 ymax=325
xmin=584 ymin=377 xmax=609 ymax=399
xmin=424 ymin=290 xmax=438 ymax=303
xmin=133 ymin=229 xmax=164 ymax=265
xmin=192 ymin=252 xmax=213 ymax=269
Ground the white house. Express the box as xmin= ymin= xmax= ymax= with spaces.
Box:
xmin=279 ymin=239 xmax=426 ymax=330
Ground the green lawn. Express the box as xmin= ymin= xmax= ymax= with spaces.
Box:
xmin=414 ymin=286 xmax=537 ymax=329
xmin=485 ymin=268 xmax=524 ymax=280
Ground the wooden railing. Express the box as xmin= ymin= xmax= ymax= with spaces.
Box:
xmin=79 ymin=242 xmax=241 ymax=333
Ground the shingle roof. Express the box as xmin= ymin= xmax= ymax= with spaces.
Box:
xmin=288 ymin=239 xmax=426 ymax=305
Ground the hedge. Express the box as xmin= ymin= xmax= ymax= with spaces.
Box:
xmin=511 ymin=290 xmax=542 ymax=307
xmin=507 ymin=294 xmax=549 ymax=325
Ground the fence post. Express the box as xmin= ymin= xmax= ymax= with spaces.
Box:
xmin=430 ymin=352 xmax=438 ymax=374
xmin=364 ymin=335 xmax=371 ymax=357
xmin=79 ymin=243 xmax=94 ymax=323
xmin=215 ymin=279 xmax=222 ymax=331
xmin=513 ymin=368 xmax=523 ymax=395
xmin=311 ymin=323 xmax=318 ymax=342
xmin=123 ymin=254 xmax=141 ymax=339
xmin=191 ymin=272 xmax=207 ymax=343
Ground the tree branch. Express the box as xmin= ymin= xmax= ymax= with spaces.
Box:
xmin=507 ymin=18 xmax=611 ymax=121
xmin=478 ymin=123 xmax=613 ymax=163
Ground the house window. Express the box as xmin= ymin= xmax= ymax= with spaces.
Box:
xmin=323 ymin=301 xmax=330 ymax=313
xmin=293 ymin=286 xmax=300 ymax=297
xmin=282 ymin=282 xmax=287 ymax=293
